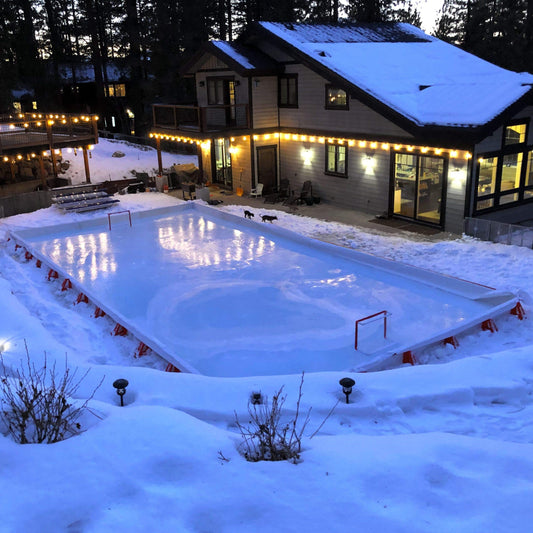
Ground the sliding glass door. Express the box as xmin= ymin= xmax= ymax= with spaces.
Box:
xmin=393 ymin=153 xmax=445 ymax=225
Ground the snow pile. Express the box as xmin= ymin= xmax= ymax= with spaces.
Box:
xmin=0 ymin=139 xmax=533 ymax=531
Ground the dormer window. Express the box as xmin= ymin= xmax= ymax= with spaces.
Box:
xmin=325 ymin=85 xmax=348 ymax=110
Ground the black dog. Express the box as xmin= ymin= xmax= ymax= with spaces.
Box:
xmin=261 ymin=215 xmax=278 ymax=223
xmin=244 ymin=210 xmax=255 ymax=219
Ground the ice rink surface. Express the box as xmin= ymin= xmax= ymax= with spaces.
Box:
xmin=15 ymin=205 xmax=514 ymax=376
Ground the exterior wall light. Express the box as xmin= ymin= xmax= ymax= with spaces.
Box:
xmin=113 ymin=378 xmax=129 ymax=406
xmin=339 ymin=377 xmax=356 ymax=404
xmin=362 ymin=154 xmax=376 ymax=171
xmin=302 ymin=148 xmax=312 ymax=165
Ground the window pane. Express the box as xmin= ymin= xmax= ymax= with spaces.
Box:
xmin=394 ymin=154 xmax=417 ymax=218
xmin=337 ymin=146 xmax=346 ymax=174
xmin=327 ymin=87 xmax=347 ymax=108
xmin=526 ymin=151 xmax=533 ymax=188
xmin=499 ymin=192 xmax=519 ymax=204
xmin=501 ymin=153 xmax=522 ymax=191
xmin=207 ymin=81 xmax=216 ymax=104
xmin=477 ymin=198 xmax=494 ymax=210
xmin=478 ymin=156 xmax=498 ymax=196
xmin=525 ymin=190 xmax=533 ymax=199
xmin=288 ymin=78 xmax=297 ymax=105
xmin=280 ymin=80 xmax=288 ymax=104
xmin=327 ymin=145 xmax=336 ymax=172
xmin=504 ymin=124 xmax=526 ymax=145
xmin=418 ymin=156 xmax=444 ymax=223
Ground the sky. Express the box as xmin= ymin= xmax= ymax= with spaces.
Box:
xmin=416 ymin=0 xmax=444 ymax=32
xmin=0 ymin=138 xmax=532 ymax=532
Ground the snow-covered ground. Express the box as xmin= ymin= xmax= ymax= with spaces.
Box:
xmin=0 ymin=139 xmax=533 ymax=532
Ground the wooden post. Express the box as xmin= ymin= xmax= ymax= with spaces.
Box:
xmin=46 ymin=120 xmax=58 ymax=178
xmin=197 ymin=142 xmax=204 ymax=182
xmin=82 ymin=146 xmax=91 ymax=183
xmin=156 ymin=136 xmax=163 ymax=174
xmin=50 ymin=148 xmax=58 ymax=178
xmin=92 ymin=116 xmax=99 ymax=143
xmin=10 ymin=160 xmax=16 ymax=182
xmin=38 ymin=155 xmax=47 ymax=190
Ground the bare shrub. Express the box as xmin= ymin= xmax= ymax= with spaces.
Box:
xmin=235 ymin=373 xmax=311 ymax=462
xmin=0 ymin=347 xmax=102 ymax=444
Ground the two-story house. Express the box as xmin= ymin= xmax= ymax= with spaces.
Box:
xmin=150 ymin=22 xmax=533 ymax=233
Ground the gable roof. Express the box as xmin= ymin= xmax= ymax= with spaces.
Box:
xmin=180 ymin=41 xmax=280 ymax=77
xmin=252 ymin=22 xmax=533 ymax=130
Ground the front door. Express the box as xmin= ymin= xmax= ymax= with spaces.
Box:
xmin=393 ymin=153 xmax=445 ymax=226
xmin=256 ymin=145 xmax=277 ymax=194
xmin=213 ymin=138 xmax=232 ymax=189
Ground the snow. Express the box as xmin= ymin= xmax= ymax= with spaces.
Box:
xmin=259 ymin=22 xmax=533 ymax=127
xmin=211 ymin=42 xmax=257 ymax=70
xmin=1 ymin=139 xmax=533 ymax=531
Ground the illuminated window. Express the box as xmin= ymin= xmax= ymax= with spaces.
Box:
xmin=13 ymin=102 xmax=21 ymax=113
xmin=325 ymin=144 xmax=347 ymax=176
xmin=106 ymin=83 xmax=126 ymax=97
xmin=279 ymin=75 xmax=298 ymax=107
xmin=504 ymin=122 xmax=527 ymax=145
xmin=477 ymin=156 xmax=498 ymax=197
xmin=325 ymin=85 xmax=348 ymax=110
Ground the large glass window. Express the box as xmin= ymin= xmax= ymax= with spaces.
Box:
xmin=279 ymin=75 xmax=298 ymax=107
xmin=475 ymin=145 xmax=533 ymax=212
xmin=325 ymin=144 xmax=347 ymax=176
xmin=501 ymin=153 xmax=522 ymax=191
xmin=478 ymin=156 xmax=498 ymax=196
xmin=325 ymin=85 xmax=348 ymax=109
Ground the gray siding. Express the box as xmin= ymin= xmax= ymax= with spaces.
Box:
xmin=279 ymin=140 xmax=390 ymax=215
xmin=280 ymin=64 xmax=414 ymax=139
xmin=251 ymin=76 xmax=278 ymax=129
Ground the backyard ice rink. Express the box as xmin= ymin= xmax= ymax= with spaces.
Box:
xmin=12 ymin=203 xmax=517 ymax=377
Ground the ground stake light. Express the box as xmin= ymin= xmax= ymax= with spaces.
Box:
xmin=339 ymin=377 xmax=356 ymax=404
xmin=113 ymin=378 xmax=129 ymax=406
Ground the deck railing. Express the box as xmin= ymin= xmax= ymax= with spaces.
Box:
xmin=0 ymin=113 xmax=98 ymax=154
xmin=152 ymin=104 xmax=250 ymax=133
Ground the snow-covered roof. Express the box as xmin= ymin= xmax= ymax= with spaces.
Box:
xmin=207 ymin=41 xmax=279 ymax=75
xmin=211 ymin=42 xmax=256 ymax=70
xmin=258 ymin=22 xmax=533 ymax=128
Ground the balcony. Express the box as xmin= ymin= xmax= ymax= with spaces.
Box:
xmin=152 ymin=104 xmax=250 ymax=134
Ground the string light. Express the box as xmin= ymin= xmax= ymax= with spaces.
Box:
xmin=148 ymin=130 xmax=470 ymax=159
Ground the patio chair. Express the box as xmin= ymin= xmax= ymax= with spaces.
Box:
xmin=277 ymin=179 xmax=290 ymax=201
xmin=297 ymin=180 xmax=313 ymax=205
xmin=250 ymin=183 xmax=264 ymax=198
